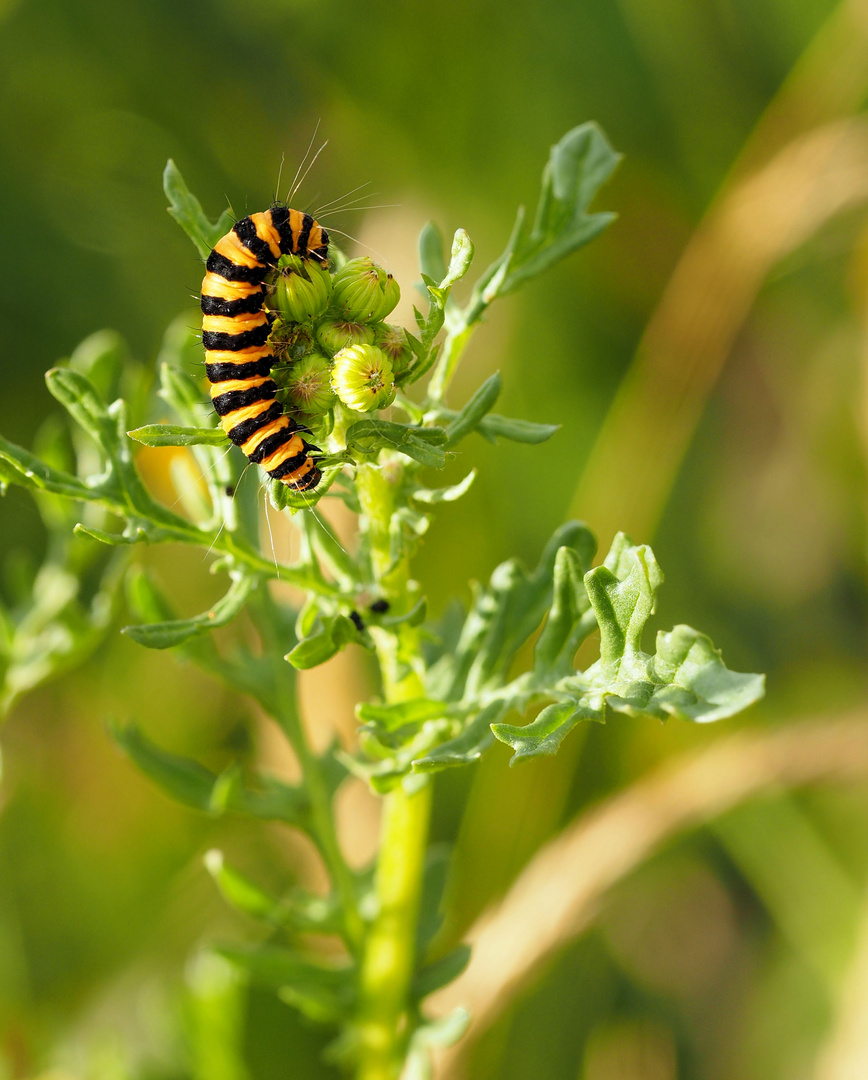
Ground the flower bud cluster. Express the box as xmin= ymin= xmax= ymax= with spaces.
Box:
xmin=268 ymin=252 xmax=405 ymax=422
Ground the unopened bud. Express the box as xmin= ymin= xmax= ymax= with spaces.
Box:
xmin=331 ymin=344 xmax=396 ymax=413
xmin=273 ymin=254 xmax=332 ymax=324
xmin=283 ymin=352 xmax=335 ymax=415
xmin=315 ymin=318 xmax=375 ymax=356
xmin=329 ymin=257 xmax=400 ymax=323
xmin=372 ymin=322 xmax=413 ymax=379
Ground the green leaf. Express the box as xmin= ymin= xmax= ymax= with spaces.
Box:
xmin=266 ymin=464 xmax=340 ymax=513
xmin=646 ymin=625 xmax=766 ymax=723
xmin=122 ymin=572 xmax=256 ymax=649
xmin=128 ymin=424 xmax=228 ymax=447
xmin=469 ymin=123 xmax=620 ymax=313
xmin=300 ymin=510 xmax=358 ymax=586
xmin=443 ymin=521 xmax=597 ymax=701
xmin=533 ymin=545 xmax=597 ymax=676
xmin=584 ymin=539 xmax=662 ymax=676
xmin=411 ymin=701 xmax=504 ymax=773
xmin=419 ymin=221 xmax=448 ymax=284
xmin=416 ymin=844 xmax=452 ymax=950
xmin=286 ymin=613 xmax=368 ymax=670
xmin=205 ymin=849 xmax=281 ymax=922
xmin=164 ymin=158 xmax=234 ymax=259
xmin=431 ymin=407 xmax=559 ymax=446
xmin=205 ymin=850 xmax=347 ymax=932
xmin=339 ymin=720 xmax=453 ymax=794
xmin=476 ymin=413 xmax=560 ymax=445
xmin=404 ymin=1009 xmax=470 ymax=1080
xmin=0 ymin=556 xmax=124 ymax=720
xmin=444 ymin=373 xmax=501 ymax=446
xmin=357 ymin=697 xmax=451 ymax=733
xmin=45 ymin=367 xmax=118 ymax=457
xmin=439 ymin=229 xmax=474 ymax=289
xmin=112 ymin=723 xmax=222 ymax=812
xmin=73 ymin=523 xmax=146 ymax=546
xmin=68 ymin=330 xmax=131 ymax=406
xmin=492 ymin=536 xmax=765 ymax=763
xmin=491 ymin=700 xmax=586 ymax=765
xmin=412 ymin=944 xmax=472 ymax=1000
xmin=0 ymin=434 xmax=101 ymax=502
xmin=346 ymin=419 xmax=450 ymax=469
xmin=411 ymin=469 xmax=476 ymax=505
xmin=113 ymin=723 xmax=314 ymax=825
xmin=219 ymin=945 xmax=354 ymax=1023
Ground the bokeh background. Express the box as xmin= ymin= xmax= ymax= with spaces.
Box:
xmin=2 ymin=0 xmax=868 ymax=1078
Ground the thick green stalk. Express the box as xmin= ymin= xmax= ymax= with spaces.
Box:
xmin=356 ymin=781 xmax=432 ymax=1080
xmin=355 ymin=461 xmax=433 ymax=1080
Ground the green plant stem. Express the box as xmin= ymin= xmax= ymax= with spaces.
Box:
xmin=293 ymin=721 xmax=367 ymax=954
xmin=428 ymin=319 xmax=476 ymax=403
xmin=251 ymin=593 xmax=364 ymax=953
xmin=355 ymin=460 xmax=433 ymax=1079
xmin=357 ymin=781 xmax=432 ymax=1080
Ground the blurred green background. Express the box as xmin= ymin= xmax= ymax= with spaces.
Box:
xmin=2 ymin=0 xmax=868 ymax=1077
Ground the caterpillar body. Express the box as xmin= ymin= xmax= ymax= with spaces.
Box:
xmin=201 ymin=206 xmax=329 ymax=491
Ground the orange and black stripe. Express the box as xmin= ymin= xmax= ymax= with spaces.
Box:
xmin=201 ymin=206 xmax=329 ymax=491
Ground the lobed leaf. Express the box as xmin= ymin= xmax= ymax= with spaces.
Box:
xmin=443 ymin=521 xmax=597 ymax=701
xmin=492 ymin=536 xmax=765 ymax=763
xmin=491 ymin=700 xmax=587 ymax=764
xmin=532 ymin=545 xmax=598 ymax=677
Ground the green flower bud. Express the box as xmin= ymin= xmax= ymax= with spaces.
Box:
xmin=331 ymin=344 xmax=396 ymax=413
xmin=273 ymin=254 xmax=332 ymax=323
xmin=283 ymin=352 xmax=336 ymax=415
xmin=315 ymin=318 xmax=375 ymax=356
xmin=371 ymin=322 xmax=413 ymax=378
xmin=329 ymin=257 xmax=400 ymax=323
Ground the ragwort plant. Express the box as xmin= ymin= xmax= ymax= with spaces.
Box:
xmin=0 ymin=124 xmax=764 ymax=1080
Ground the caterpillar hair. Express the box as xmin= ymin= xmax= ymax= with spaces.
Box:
xmin=201 ymin=206 xmax=329 ymax=492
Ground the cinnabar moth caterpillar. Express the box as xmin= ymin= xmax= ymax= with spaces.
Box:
xmin=201 ymin=206 xmax=329 ymax=491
